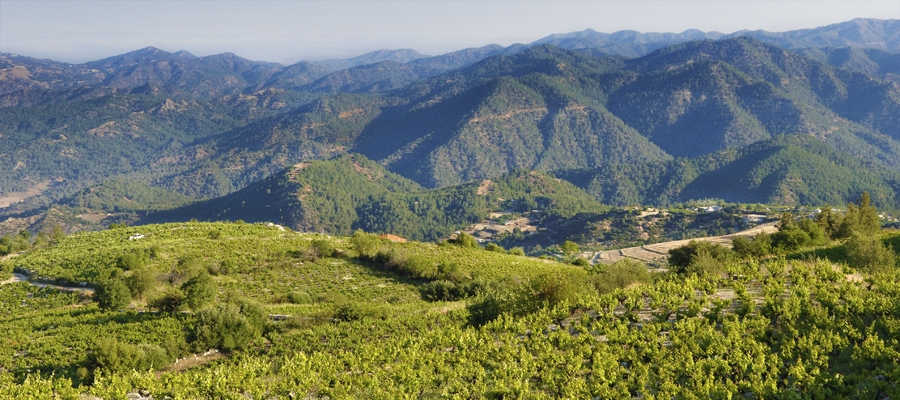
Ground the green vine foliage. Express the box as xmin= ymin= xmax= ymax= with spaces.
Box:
xmin=0 ymin=222 xmax=898 ymax=398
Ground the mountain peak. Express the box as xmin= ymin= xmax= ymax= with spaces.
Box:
xmin=173 ymin=50 xmax=197 ymax=59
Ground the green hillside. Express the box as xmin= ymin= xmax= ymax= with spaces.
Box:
xmin=2 ymin=38 xmax=900 ymax=218
xmin=1 ymin=220 xmax=899 ymax=397
xmin=562 ymin=136 xmax=900 ymax=209
xmin=147 ymin=153 xmax=605 ymax=241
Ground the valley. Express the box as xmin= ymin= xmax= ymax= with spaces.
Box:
xmin=0 ymin=17 xmax=899 ymax=398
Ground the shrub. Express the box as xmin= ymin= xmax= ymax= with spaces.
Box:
xmin=450 ymin=232 xmax=478 ymax=248
xmin=572 ymin=258 xmax=590 ymax=267
xmin=116 ymin=249 xmax=151 ymax=271
xmin=332 ymin=302 xmax=387 ymax=322
xmin=561 ymin=240 xmax=579 ymax=255
xmin=287 ymin=291 xmax=313 ymax=304
xmin=419 ymin=280 xmax=477 ymax=302
xmin=95 ymin=279 xmax=131 ymax=311
xmin=311 ymin=240 xmax=334 ymax=258
xmin=668 ymin=241 xmax=734 ymax=273
xmin=684 ymin=251 xmax=727 ymax=277
xmin=772 ymin=225 xmax=812 ymax=252
xmin=171 ymin=254 xmax=205 ymax=285
xmin=437 ymin=262 xmax=467 ymax=283
xmin=125 ymin=268 xmax=157 ymax=301
xmin=484 ymin=243 xmax=505 ymax=253
xmin=732 ymin=235 xmax=772 ymax=259
xmin=192 ymin=303 xmax=262 ymax=352
xmin=350 ymin=230 xmax=381 ymax=258
xmin=508 ymin=247 xmax=526 ymax=256
xmin=845 ymin=232 xmax=896 ymax=273
xmin=402 ymin=255 xmax=437 ymax=279
xmin=149 ymin=287 xmax=186 ymax=312
xmin=181 ymin=272 xmax=216 ymax=311
xmin=588 ymin=259 xmax=652 ymax=294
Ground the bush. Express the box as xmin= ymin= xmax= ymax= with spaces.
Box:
xmin=419 ymin=280 xmax=478 ymax=302
xmin=732 ymin=235 xmax=772 ymax=259
xmin=588 ymin=259 xmax=652 ymax=294
xmin=287 ymin=291 xmax=313 ymax=304
xmin=572 ymin=258 xmax=590 ymax=267
xmin=772 ymin=226 xmax=812 ymax=252
xmin=484 ymin=243 xmax=505 ymax=253
xmin=437 ymin=262 xmax=467 ymax=283
xmin=527 ymin=272 xmax=588 ymax=308
xmin=149 ymin=287 xmax=185 ymax=312
xmin=350 ymin=230 xmax=381 ymax=258
xmin=125 ymin=268 xmax=157 ymax=301
xmin=402 ymin=255 xmax=437 ymax=279
xmin=116 ymin=251 xmax=147 ymax=271
xmin=90 ymin=339 xmax=172 ymax=375
xmin=668 ymin=241 xmax=733 ymax=273
xmin=311 ymin=240 xmax=334 ymax=258
xmin=508 ymin=247 xmax=526 ymax=256
xmin=561 ymin=240 xmax=579 ymax=255
xmin=181 ymin=272 xmax=216 ymax=311
xmin=450 ymin=232 xmax=478 ymax=248
xmin=332 ymin=302 xmax=387 ymax=322
xmin=845 ymin=233 xmax=896 ymax=273
xmin=95 ymin=279 xmax=131 ymax=311
xmin=684 ymin=251 xmax=727 ymax=277
xmin=171 ymin=254 xmax=205 ymax=285
xmin=192 ymin=303 xmax=262 ymax=352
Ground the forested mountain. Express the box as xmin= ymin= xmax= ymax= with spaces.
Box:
xmin=559 ymin=135 xmax=900 ymax=208
xmin=147 ymin=153 xmax=604 ymax=241
xmin=795 ymin=47 xmax=900 ymax=81
xmin=0 ymin=84 xmax=318 ymax=195
xmin=157 ymin=38 xmax=900 ymax=202
xmin=0 ymin=47 xmax=331 ymax=105
xmin=2 ymin=23 xmax=900 ymax=233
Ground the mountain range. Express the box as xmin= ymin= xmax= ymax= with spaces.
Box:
xmin=1 ymin=18 xmax=899 ymax=237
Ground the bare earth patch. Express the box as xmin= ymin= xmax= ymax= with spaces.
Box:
xmin=169 ymin=350 xmax=225 ymax=373
xmin=595 ymin=222 xmax=780 ymax=264
xmin=0 ymin=180 xmax=55 ymax=208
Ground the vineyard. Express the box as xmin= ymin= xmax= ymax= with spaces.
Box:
xmin=0 ymin=221 xmax=898 ymax=398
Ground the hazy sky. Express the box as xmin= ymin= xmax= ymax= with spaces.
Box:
xmin=1 ymin=0 xmax=898 ymax=64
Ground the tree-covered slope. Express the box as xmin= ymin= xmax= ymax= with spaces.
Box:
xmin=3 ymin=36 xmax=900 ymax=213
xmin=561 ymin=135 xmax=900 ymax=209
xmin=146 ymin=153 xmax=605 ymax=241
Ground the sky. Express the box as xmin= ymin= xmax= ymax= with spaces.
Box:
xmin=1 ymin=0 xmax=898 ymax=64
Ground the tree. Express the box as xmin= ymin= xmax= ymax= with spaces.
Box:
xmin=125 ymin=268 xmax=157 ymax=301
xmin=815 ymin=206 xmax=843 ymax=239
xmin=95 ymin=279 xmax=131 ymax=311
xmin=181 ymin=272 xmax=216 ymax=311
xmin=845 ymin=232 xmax=896 ymax=273
xmin=561 ymin=240 xmax=579 ymax=256
xmin=668 ymin=240 xmax=733 ymax=273
xmin=837 ymin=192 xmax=880 ymax=239
xmin=350 ymin=229 xmax=380 ymax=258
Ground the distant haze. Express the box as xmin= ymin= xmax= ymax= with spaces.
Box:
xmin=1 ymin=0 xmax=898 ymax=64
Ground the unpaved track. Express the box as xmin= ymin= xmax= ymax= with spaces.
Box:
xmin=1 ymin=272 xmax=94 ymax=294
xmin=594 ymin=222 xmax=779 ymax=264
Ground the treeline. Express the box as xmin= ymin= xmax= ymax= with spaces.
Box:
xmin=667 ymin=192 xmax=896 ymax=276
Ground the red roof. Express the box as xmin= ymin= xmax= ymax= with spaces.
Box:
xmin=379 ymin=234 xmax=407 ymax=243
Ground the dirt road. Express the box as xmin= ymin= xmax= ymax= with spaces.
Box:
xmin=592 ymin=222 xmax=779 ymax=265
